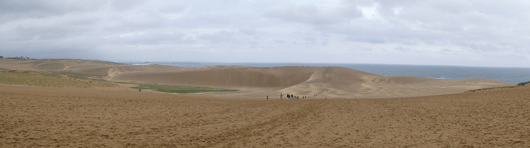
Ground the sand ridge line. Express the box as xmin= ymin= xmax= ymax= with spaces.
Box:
xmin=0 ymin=59 xmax=515 ymax=98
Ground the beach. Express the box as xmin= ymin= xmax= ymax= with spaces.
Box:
xmin=1 ymin=59 xmax=529 ymax=147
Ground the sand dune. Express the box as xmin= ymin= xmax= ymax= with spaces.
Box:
xmin=1 ymin=59 xmax=528 ymax=147
xmin=111 ymin=66 xmax=511 ymax=98
xmin=34 ymin=63 xmax=66 ymax=71
xmin=112 ymin=66 xmax=315 ymax=88
xmin=0 ymin=59 xmax=513 ymax=98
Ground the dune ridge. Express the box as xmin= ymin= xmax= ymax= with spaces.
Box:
xmin=0 ymin=59 xmax=513 ymax=98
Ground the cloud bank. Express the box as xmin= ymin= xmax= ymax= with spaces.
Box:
xmin=1 ymin=0 xmax=529 ymax=67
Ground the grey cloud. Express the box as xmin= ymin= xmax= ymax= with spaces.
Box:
xmin=239 ymin=27 xmax=258 ymax=35
xmin=345 ymin=34 xmax=386 ymax=44
xmin=198 ymin=30 xmax=236 ymax=43
xmin=273 ymin=39 xmax=285 ymax=44
xmin=221 ymin=0 xmax=240 ymax=5
xmin=380 ymin=0 xmax=521 ymax=30
xmin=168 ymin=12 xmax=235 ymax=28
xmin=108 ymin=32 xmax=190 ymax=45
xmin=0 ymin=0 xmax=104 ymax=23
xmin=429 ymin=0 xmax=473 ymax=14
xmin=11 ymin=25 xmax=80 ymax=41
xmin=0 ymin=40 xmax=102 ymax=60
xmin=98 ymin=11 xmax=164 ymax=34
xmin=160 ymin=4 xmax=186 ymax=13
xmin=394 ymin=46 xmax=409 ymax=51
xmin=120 ymin=13 xmax=163 ymax=29
xmin=1 ymin=0 xmax=529 ymax=67
xmin=6 ymin=15 xmax=100 ymax=41
xmin=311 ymin=0 xmax=530 ymax=54
xmin=111 ymin=0 xmax=145 ymax=10
xmin=266 ymin=3 xmax=362 ymax=25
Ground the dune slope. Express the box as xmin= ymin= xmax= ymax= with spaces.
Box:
xmin=112 ymin=66 xmax=315 ymax=88
xmin=0 ymin=59 xmax=514 ymax=98
xmin=111 ymin=66 xmax=512 ymax=98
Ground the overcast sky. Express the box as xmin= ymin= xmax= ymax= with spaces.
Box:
xmin=1 ymin=0 xmax=529 ymax=67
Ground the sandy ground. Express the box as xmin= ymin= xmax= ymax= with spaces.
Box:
xmin=1 ymin=84 xmax=530 ymax=147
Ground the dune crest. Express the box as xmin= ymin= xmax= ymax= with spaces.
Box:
xmin=109 ymin=65 xmax=511 ymax=98
xmin=111 ymin=66 xmax=315 ymax=88
xmin=0 ymin=59 xmax=514 ymax=98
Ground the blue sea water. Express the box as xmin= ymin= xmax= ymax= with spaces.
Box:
xmin=129 ymin=62 xmax=530 ymax=84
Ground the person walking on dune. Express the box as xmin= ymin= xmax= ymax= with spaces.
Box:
xmin=287 ymin=93 xmax=290 ymax=99
xmin=280 ymin=93 xmax=283 ymax=100
xmin=267 ymin=95 xmax=268 ymax=100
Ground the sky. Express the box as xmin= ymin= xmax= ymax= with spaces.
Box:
xmin=1 ymin=0 xmax=529 ymax=67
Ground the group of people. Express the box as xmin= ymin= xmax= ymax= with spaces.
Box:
xmin=279 ymin=93 xmax=306 ymax=100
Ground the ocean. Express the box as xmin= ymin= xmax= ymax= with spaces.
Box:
xmin=129 ymin=62 xmax=530 ymax=84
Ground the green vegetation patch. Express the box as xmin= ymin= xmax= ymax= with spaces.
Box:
xmin=0 ymin=70 xmax=116 ymax=88
xmin=464 ymin=86 xmax=518 ymax=93
xmin=113 ymin=81 xmax=129 ymax=84
xmin=465 ymin=81 xmax=530 ymax=93
xmin=517 ymin=81 xmax=530 ymax=86
xmin=131 ymin=83 xmax=237 ymax=94
xmin=5 ymin=56 xmax=31 ymax=60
